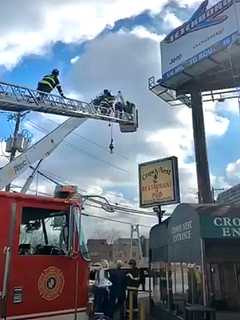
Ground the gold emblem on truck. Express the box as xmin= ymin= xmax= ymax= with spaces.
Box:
xmin=38 ymin=266 xmax=65 ymax=301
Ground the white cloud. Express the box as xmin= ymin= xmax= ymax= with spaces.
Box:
xmin=226 ymin=159 xmax=240 ymax=183
xmin=163 ymin=11 xmax=183 ymax=29
xmin=130 ymin=26 xmax=165 ymax=42
xmin=0 ymin=0 xmax=201 ymax=69
xmin=70 ymin=56 xmax=80 ymax=64
xmin=204 ymin=110 xmax=229 ymax=137
xmin=218 ymin=98 xmax=240 ymax=115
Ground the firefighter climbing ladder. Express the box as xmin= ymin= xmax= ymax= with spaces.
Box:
xmin=0 ymin=81 xmax=138 ymax=132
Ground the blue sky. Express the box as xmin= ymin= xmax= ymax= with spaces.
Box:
xmin=0 ymin=0 xmax=239 ymax=236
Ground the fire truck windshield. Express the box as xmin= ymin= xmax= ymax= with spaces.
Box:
xmin=19 ymin=206 xmax=89 ymax=258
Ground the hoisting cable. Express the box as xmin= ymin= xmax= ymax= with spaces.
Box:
xmin=109 ymin=123 xmax=114 ymax=154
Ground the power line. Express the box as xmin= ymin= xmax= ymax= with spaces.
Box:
xmin=11 ymin=184 xmax=152 ymax=227
xmin=26 ymin=119 xmax=128 ymax=173
xmin=26 ymin=166 xmax=158 ymax=218
xmin=86 ymin=197 xmax=156 ymax=217
xmin=83 ymin=205 xmax=152 ymax=228
xmin=39 ymin=116 xmax=130 ymax=161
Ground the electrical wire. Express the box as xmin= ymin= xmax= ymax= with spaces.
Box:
xmin=86 ymin=197 xmax=156 ymax=217
xmin=10 ymin=184 xmax=153 ymax=228
xmin=82 ymin=203 xmax=152 ymax=228
xmin=26 ymin=166 xmax=163 ymax=218
xmin=83 ymin=211 xmax=151 ymax=228
xmin=26 ymin=119 xmax=129 ymax=173
xmin=36 ymin=116 xmax=130 ymax=161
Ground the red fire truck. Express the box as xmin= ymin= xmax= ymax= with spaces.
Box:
xmin=0 ymin=190 xmax=89 ymax=320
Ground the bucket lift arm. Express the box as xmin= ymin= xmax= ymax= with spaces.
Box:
xmin=0 ymin=117 xmax=87 ymax=189
xmin=0 ymin=82 xmax=138 ymax=132
xmin=0 ymin=82 xmax=138 ymax=190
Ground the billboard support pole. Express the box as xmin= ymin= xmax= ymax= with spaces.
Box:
xmin=191 ymin=90 xmax=213 ymax=203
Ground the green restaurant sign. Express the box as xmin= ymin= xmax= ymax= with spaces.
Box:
xmin=200 ymin=216 xmax=240 ymax=239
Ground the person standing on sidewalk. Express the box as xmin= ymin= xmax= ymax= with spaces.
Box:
xmin=94 ymin=260 xmax=112 ymax=316
xmin=126 ymin=259 xmax=140 ymax=319
xmin=108 ymin=260 xmax=126 ymax=320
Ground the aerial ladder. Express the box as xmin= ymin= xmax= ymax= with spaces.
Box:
xmin=0 ymin=81 xmax=138 ymax=190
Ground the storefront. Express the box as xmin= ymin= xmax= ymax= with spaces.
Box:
xmin=150 ymin=203 xmax=240 ymax=318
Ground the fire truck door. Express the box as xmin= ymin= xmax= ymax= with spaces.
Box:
xmin=5 ymin=204 xmax=88 ymax=320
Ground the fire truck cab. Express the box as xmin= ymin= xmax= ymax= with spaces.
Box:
xmin=0 ymin=191 xmax=89 ymax=320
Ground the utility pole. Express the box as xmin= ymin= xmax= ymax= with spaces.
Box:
xmin=191 ymin=90 xmax=213 ymax=203
xmin=5 ymin=112 xmax=22 ymax=191
xmin=130 ymin=225 xmax=143 ymax=262
xmin=211 ymin=187 xmax=224 ymax=202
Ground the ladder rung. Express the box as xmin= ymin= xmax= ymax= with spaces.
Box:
xmin=0 ymin=82 xmax=137 ymax=126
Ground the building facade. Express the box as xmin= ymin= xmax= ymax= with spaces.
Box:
xmin=87 ymin=239 xmax=112 ymax=263
xmin=217 ymin=184 xmax=240 ymax=205
xmin=87 ymin=237 xmax=149 ymax=266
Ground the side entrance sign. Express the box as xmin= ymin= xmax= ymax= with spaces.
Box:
xmin=138 ymin=156 xmax=180 ymax=208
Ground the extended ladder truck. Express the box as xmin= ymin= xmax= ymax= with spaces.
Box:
xmin=0 ymin=82 xmax=138 ymax=320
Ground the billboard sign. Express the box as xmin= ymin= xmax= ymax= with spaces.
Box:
xmin=161 ymin=0 xmax=240 ymax=86
xmin=139 ymin=156 xmax=180 ymax=208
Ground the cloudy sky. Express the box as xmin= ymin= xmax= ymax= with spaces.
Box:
xmin=0 ymin=0 xmax=239 ymax=239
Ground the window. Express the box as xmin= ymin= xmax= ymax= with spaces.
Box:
xmin=72 ymin=206 xmax=90 ymax=260
xmin=19 ymin=206 xmax=90 ymax=260
xmin=19 ymin=207 xmax=68 ymax=256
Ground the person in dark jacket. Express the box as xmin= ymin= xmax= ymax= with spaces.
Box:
xmin=93 ymin=89 xmax=115 ymax=115
xmin=124 ymin=101 xmax=135 ymax=114
xmin=126 ymin=259 xmax=140 ymax=319
xmin=107 ymin=260 xmax=126 ymax=319
xmin=37 ymin=69 xmax=65 ymax=98
xmin=139 ymin=268 xmax=146 ymax=291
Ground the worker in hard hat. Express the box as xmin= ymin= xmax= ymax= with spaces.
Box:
xmin=124 ymin=101 xmax=135 ymax=114
xmin=108 ymin=260 xmax=126 ymax=320
xmin=37 ymin=69 xmax=65 ymax=98
xmin=126 ymin=259 xmax=140 ymax=319
xmin=93 ymin=89 xmax=115 ymax=115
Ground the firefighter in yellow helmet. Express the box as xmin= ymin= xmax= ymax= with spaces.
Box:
xmin=37 ymin=69 xmax=65 ymax=98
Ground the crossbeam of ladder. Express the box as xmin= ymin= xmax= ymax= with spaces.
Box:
xmin=0 ymin=81 xmax=136 ymax=125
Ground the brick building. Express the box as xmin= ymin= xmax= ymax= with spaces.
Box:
xmin=87 ymin=237 xmax=149 ymax=266
xmin=112 ymin=238 xmax=141 ymax=265
xmin=87 ymin=239 xmax=112 ymax=263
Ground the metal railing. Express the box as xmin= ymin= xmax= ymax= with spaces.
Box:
xmin=0 ymin=81 xmax=136 ymax=126
xmin=149 ymin=76 xmax=240 ymax=108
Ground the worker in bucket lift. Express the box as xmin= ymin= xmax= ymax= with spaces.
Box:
xmin=93 ymin=89 xmax=115 ymax=115
xmin=124 ymin=101 xmax=135 ymax=114
xmin=37 ymin=69 xmax=66 ymax=98
xmin=102 ymin=89 xmax=115 ymax=105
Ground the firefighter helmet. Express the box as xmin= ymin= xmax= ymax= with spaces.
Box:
xmin=52 ymin=68 xmax=60 ymax=76
xmin=128 ymin=258 xmax=137 ymax=267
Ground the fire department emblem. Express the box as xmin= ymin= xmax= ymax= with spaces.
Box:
xmin=38 ymin=266 xmax=65 ymax=301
